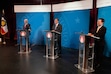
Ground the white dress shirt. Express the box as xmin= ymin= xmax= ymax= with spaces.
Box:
xmin=96 ymin=25 xmax=103 ymax=33
xmin=55 ymin=23 xmax=59 ymax=30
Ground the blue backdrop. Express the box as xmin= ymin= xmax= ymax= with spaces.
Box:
xmin=16 ymin=12 xmax=50 ymax=45
xmin=54 ymin=9 xmax=90 ymax=49
xmin=16 ymin=9 xmax=90 ymax=50
xmin=98 ymin=6 xmax=111 ymax=57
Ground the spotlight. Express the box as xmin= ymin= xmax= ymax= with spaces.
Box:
xmin=46 ymin=32 xmax=52 ymax=39
xmin=79 ymin=35 xmax=85 ymax=43
xmin=20 ymin=30 xmax=26 ymax=37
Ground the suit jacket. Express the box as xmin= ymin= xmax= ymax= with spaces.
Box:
xmin=23 ymin=23 xmax=31 ymax=31
xmin=52 ymin=24 xmax=62 ymax=33
xmin=94 ymin=26 xmax=106 ymax=46
xmin=23 ymin=23 xmax=31 ymax=36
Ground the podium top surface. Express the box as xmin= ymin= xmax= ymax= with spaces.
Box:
xmin=82 ymin=34 xmax=100 ymax=39
xmin=44 ymin=30 xmax=61 ymax=34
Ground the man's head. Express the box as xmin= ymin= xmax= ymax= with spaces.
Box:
xmin=24 ymin=19 xmax=28 ymax=24
xmin=54 ymin=18 xmax=59 ymax=25
xmin=97 ymin=18 xmax=105 ymax=27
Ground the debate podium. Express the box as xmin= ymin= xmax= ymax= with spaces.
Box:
xmin=75 ymin=33 xmax=100 ymax=73
xmin=18 ymin=30 xmax=31 ymax=54
xmin=44 ymin=30 xmax=61 ymax=59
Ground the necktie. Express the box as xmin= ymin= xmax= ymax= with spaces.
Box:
xmin=55 ymin=24 xmax=58 ymax=30
xmin=55 ymin=25 xmax=56 ymax=30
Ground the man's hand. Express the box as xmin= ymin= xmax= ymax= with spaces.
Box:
xmin=52 ymin=30 xmax=55 ymax=31
xmin=88 ymin=33 xmax=94 ymax=37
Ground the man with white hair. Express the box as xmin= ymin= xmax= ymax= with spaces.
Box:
xmin=23 ymin=19 xmax=31 ymax=52
xmin=23 ymin=19 xmax=31 ymax=32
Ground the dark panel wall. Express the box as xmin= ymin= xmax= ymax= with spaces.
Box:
xmin=13 ymin=0 xmax=82 ymax=5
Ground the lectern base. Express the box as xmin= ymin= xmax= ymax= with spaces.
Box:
xmin=75 ymin=64 xmax=94 ymax=73
xmin=18 ymin=47 xmax=32 ymax=54
xmin=18 ymin=50 xmax=32 ymax=54
xmin=44 ymin=55 xmax=59 ymax=59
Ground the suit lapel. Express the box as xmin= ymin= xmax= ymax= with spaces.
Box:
xmin=97 ymin=26 xmax=103 ymax=33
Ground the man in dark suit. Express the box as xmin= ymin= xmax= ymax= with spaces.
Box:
xmin=52 ymin=18 xmax=62 ymax=54
xmin=23 ymin=19 xmax=31 ymax=51
xmin=52 ymin=18 xmax=62 ymax=33
xmin=88 ymin=18 xmax=106 ymax=68
xmin=23 ymin=19 xmax=31 ymax=33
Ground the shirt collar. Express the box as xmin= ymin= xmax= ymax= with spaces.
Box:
xmin=55 ymin=23 xmax=59 ymax=27
xmin=98 ymin=25 xmax=103 ymax=28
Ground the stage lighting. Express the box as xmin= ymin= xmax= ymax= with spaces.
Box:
xmin=20 ymin=30 xmax=26 ymax=37
xmin=79 ymin=35 xmax=85 ymax=43
xmin=46 ymin=32 xmax=52 ymax=39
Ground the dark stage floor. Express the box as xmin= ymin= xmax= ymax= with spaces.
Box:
xmin=0 ymin=40 xmax=111 ymax=74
